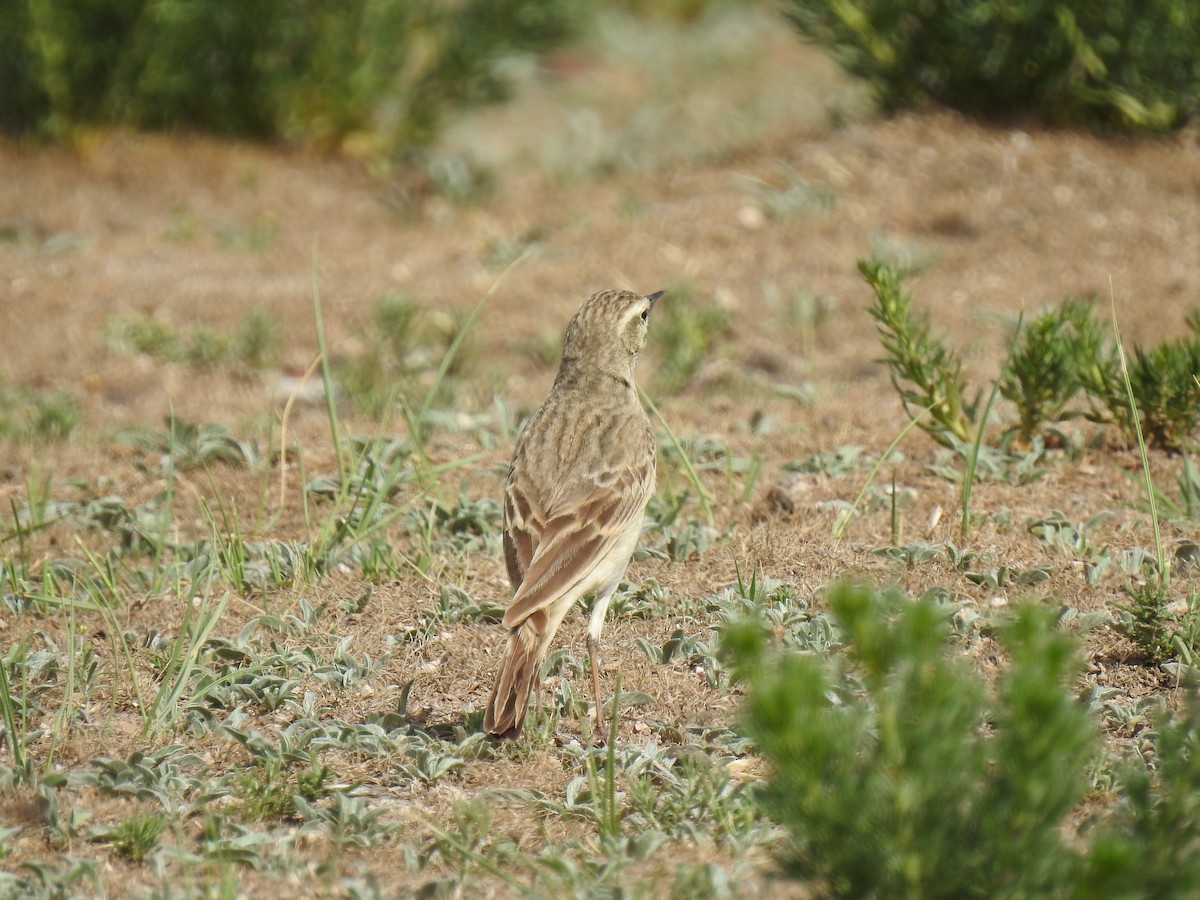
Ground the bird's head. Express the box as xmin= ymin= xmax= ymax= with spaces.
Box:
xmin=561 ymin=289 xmax=664 ymax=376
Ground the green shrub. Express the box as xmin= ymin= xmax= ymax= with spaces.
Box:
xmin=863 ymin=259 xmax=976 ymax=446
xmin=1000 ymin=297 xmax=1109 ymax=444
xmin=724 ymin=583 xmax=1097 ymax=898
xmin=724 ymin=581 xmax=1200 ymax=896
xmin=783 ymin=0 xmax=1200 ymax=132
xmin=1125 ymin=338 xmax=1200 ymax=451
xmin=1 ymin=0 xmax=586 ymax=146
xmin=867 ymin=263 xmax=1200 ymax=451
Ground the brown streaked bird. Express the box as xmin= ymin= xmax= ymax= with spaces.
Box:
xmin=483 ymin=288 xmax=663 ymax=740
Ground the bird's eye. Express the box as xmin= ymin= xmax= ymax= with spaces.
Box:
xmin=640 ymin=309 xmax=649 ymax=322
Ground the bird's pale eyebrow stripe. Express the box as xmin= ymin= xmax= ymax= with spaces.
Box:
xmin=615 ymin=304 xmax=648 ymax=330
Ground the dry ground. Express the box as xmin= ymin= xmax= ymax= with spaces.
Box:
xmin=3 ymin=20 xmax=1200 ymax=897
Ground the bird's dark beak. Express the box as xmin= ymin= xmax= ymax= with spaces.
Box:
xmin=646 ymin=290 xmax=665 ymax=305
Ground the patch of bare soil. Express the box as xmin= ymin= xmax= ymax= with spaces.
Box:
xmin=2 ymin=71 xmax=1200 ymax=894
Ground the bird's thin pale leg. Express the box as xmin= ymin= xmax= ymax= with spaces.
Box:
xmin=587 ymin=633 xmax=605 ymax=740
xmin=586 ymin=591 xmax=615 ymax=742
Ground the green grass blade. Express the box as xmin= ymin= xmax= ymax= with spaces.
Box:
xmin=147 ymin=590 xmax=230 ymax=737
xmin=73 ymin=540 xmax=148 ymax=719
xmin=416 ymin=293 xmax=488 ymax=427
xmin=640 ymin=388 xmax=714 ymax=527
xmin=961 ymin=377 xmax=1004 ymax=539
xmin=1111 ymin=285 xmax=1167 ymax=582
xmin=0 ymin=653 xmax=26 ymax=778
xmin=46 ymin=603 xmax=79 ymax=775
xmin=311 ymin=243 xmax=346 ymax=489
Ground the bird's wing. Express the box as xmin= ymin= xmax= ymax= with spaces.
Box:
xmin=502 ymin=476 xmax=539 ymax=593
xmin=501 ymin=454 xmax=654 ymax=631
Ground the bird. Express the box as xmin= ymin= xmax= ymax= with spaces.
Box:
xmin=483 ymin=288 xmax=663 ymax=741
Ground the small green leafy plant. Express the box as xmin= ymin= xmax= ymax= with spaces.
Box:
xmin=0 ymin=384 xmax=83 ymax=444
xmin=1116 ymin=579 xmax=1177 ymax=663
xmin=87 ymin=811 xmax=167 ymax=862
xmin=1124 ymin=337 xmax=1200 ymax=450
xmin=999 ymin=297 xmax=1106 ymax=444
xmin=863 ymin=259 xmax=976 ymax=445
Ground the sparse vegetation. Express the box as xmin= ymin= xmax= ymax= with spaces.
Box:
xmin=869 ymin=262 xmax=1200 ymax=452
xmin=765 ymin=285 xmax=837 ymax=359
xmin=2 ymin=270 xmax=1199 ymax=897
xmin=106 ymin=307 xmax=283 ymax=371
xmin=734 ymin=164 xmax=836 ymax=221
xmin=0 ymin=384 xmax=82 ymax=443
xmin=334 ymin=292 xmax=481 ymax=418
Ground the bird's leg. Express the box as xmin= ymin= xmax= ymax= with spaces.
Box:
xmin=587 ymin=633 xmax=607 ymax=744
xmin=586 ymin=591 xmax=614 ymax=744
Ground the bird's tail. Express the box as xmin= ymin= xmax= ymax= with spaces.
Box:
xmin=484 ymin=623 xmax=546 ymax=738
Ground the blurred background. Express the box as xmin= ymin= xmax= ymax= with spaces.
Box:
xmin=1 ymin=0 xmax=1198 ymax=439
xmin=3 ymin=0 xmax=1196 ymax=159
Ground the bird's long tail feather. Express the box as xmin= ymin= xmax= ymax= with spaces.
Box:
xmin=484 ymin=625 xmax=545 ymax=738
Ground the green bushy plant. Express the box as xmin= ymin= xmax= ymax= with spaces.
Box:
xmin=1125 ymin=338 xmax=1200 ymax=451
xmin=723 ymin=581 xmax=1200 ymax=896
xmin=783 ymin=0 xmax=1200 ymax=132
xmin=863 ymin=259 xmax=976 ymax=446
xmin=2 ymin=0 xmax=586 ymax=146
xmin=724 ymin=584 xmax=1096 ymax=897
xmin=867 ymin=263 xmax=1200 ymax=451
xmin=1000 ymin=297 xmax=1108 ymax=444
xmin=1116 ymin=580 xmax=1176 ymax=663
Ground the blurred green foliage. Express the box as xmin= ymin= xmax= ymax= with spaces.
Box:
xmin=0 ymin=0 xmax=586 ymax=146
xmin=784 ymin=0 xmax=1200 ymax=132
xmin=0 ymin=383 xmax=83 ymax=443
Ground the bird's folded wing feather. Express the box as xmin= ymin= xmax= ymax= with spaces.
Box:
xmin=503 ymin=484 xmax=538 ymax=592
xmin=502 ymin=457 xmax=653 ymax=630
